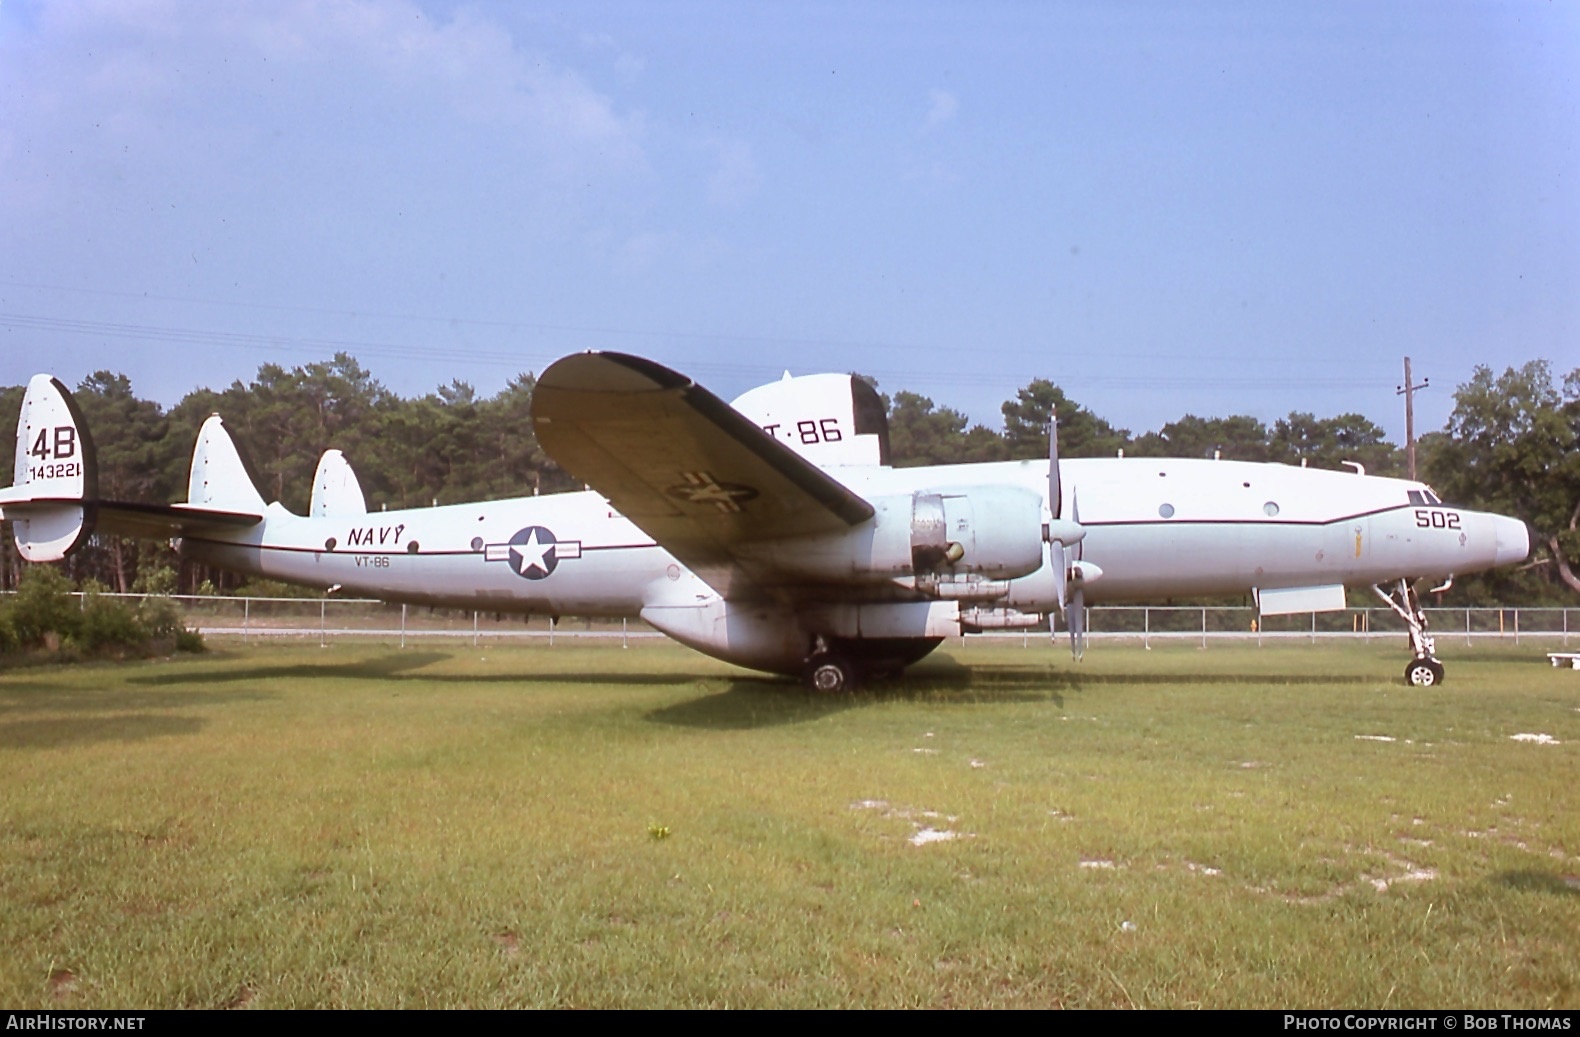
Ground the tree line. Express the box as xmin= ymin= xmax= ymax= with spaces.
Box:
xmin=1 ymin=354 xmax=1575 ymax=604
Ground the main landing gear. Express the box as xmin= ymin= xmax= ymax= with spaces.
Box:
xmin=803 ymin=652 xmax=857 ymax=694
xmin=799 ymin=636 xmax=944 ymax=693
xmin=1372 ymin=579 xmax=1444 ymax=687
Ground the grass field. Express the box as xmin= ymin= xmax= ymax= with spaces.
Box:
xmin=2 ymin=639 xmax=1577 ymax=1009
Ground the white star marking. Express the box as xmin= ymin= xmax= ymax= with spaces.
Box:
xmin=684 ymin=482 xmax=743 ymax=507
xmin=510 ymin=528 xmax=555 ymax=576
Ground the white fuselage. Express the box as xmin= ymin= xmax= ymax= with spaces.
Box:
xmin=182 ymin=456 xmax=1525 ymax=616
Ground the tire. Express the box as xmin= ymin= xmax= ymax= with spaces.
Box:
xmin=1405 ymin=658 xmax=1444 ymax=687
xmin=804 ymin=654 xmax=856 ymax=694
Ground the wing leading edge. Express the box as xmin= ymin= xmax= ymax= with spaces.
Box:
xmin=532 ymin=352 xmax=876 ymax=597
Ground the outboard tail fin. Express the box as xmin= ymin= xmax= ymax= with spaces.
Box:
xmin=0 ymin=374 xmax=98 ymax=561
xmin=187 ymin=415 xmax=267 ymax=514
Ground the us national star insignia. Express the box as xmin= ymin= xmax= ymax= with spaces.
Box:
xmin=665 ymin=471 xmax=759 ymax=514
xmin=482 ymin=526 xmax=582 ymax=580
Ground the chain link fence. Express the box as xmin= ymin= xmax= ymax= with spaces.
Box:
xmin=18 ymin=594 xmax=1574 ymax=650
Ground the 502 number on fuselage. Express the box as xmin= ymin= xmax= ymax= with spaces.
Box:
xmin=1414 ymin=508 xmax=1462 ymax=530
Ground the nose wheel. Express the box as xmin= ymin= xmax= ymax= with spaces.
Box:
xmin=1405 ymin=657 xmax=1445 ymax=687
xmin=1374 ymin=579 xmax=1446 ymax=687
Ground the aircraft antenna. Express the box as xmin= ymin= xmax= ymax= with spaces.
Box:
xmin=1396 ymin=356 xmax=1429 ymax=481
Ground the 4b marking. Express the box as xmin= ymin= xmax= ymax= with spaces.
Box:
xmin=26 ymin=426 xmax=81 ymax=481
xmin=29 ymin=426 xmax=77 ymax=461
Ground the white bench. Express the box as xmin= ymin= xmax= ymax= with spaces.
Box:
xmin=1548 ymin=653 xmax=1580 ymax=669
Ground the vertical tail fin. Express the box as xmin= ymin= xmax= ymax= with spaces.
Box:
xmin=187 ymin=415 xmax=267 ymax=514
xmin=0 ymin=375 xmax=98 ymax=561
xmin=310 ymin=449 xmax=368 ymax=518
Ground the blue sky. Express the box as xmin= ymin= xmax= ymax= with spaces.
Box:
xmin=1 ymin=1 xmax=1575 ymax=445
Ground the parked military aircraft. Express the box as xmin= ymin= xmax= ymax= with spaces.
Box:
xmin=1 ymin=353 xmax=1530 ymax=689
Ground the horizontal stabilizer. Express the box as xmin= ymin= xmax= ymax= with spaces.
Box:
xmin=92 ymin=500 xmax=263 ymax=541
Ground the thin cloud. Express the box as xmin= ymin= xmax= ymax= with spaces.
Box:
xmin=705 ymin=139 xmax=761 ymax=208
xmin=2 ymin=0 xmax=649 ymax=204
xmin=923 ymin=88 xmax=959 ymax=131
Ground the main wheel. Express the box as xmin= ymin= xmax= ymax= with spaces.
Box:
xmin=804 ymin=653 xmax=856 ymax=694
xmin=1405 ymin=658 xmax=1445 ymax=687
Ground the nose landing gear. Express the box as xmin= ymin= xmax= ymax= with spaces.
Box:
xmin=1404 ymin=656 xmax=1445 ymax=687
xmin=1373 ymin=579 xmax=1445 ymax=687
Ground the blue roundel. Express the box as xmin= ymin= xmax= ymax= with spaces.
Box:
xmin=507 ymin=526 xmax=560 ymax=579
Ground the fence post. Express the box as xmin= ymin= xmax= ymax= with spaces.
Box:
xmin=320 ymin=598 xmax=326 ymax=648
xmin=401 ymin=604 xmax=407 ymax=649
xmin=1466 ymin=608 xmax=1471 ymax=648
xmin=1514 ymin=607 xmax=1519 ymax=646
xmin=550 ymin=616 xmax=555 ymax=647
xmin=1144 ymin=607 xmax=1150 ymax=651
xmin=473 ymin=610 xmax=479 ymax=648
xmin=623 ymin=617 xmax=629 ymax=649
xmin=1201 ymin=607 xmax=1207 ymax=650
xmin=244 ymin=597 xmax=250 ymax=642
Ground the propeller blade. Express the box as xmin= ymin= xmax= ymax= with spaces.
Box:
xmin=1070 ymin=489 xmax=1082 ymax=562
xmin=1069 ymin=585 xmax=1087 ymax=661
xmin=1048 ymin=409 xmax=1061 ymax=521
xmin=1051 ymin=540 xmax=1067 ymax=618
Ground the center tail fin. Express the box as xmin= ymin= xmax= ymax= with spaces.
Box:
xmin=185 ymin=415 xmax=267 ymax=515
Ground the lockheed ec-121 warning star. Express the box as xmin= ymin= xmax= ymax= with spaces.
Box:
xmin=0 ymin=353 xmax=1530 ymax=691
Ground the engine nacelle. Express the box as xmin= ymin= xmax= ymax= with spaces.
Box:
xmin=912 ymin=486 xmax=1045 ymax=580
xmin=736 ymin=485 xmax=1045 ymax=585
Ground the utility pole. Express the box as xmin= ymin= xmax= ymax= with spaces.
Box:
xmin=1396 ymin=357 xmax=1429 ymax=481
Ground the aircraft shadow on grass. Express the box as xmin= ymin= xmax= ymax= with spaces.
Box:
xmin=119 ymin=647 xmax=1373 ymax=732
xmin=1 ymin=674 xmax=279 ymax=750
xmin=1494 ymin=871 xmax=1580 ymax=898
xmin=1 ymin=680 xmax=280 ymax=717
xmin=1 ymin=713 xmax=207 ymax=751
xmin=1046 ymin=670 xmax=1377 ymax=688
xmin=127 ymin=650 xmax=717 ymax=689
xmin=647 ymin=661 xmax=1076 ymax=730
xmin=645 ymin=656 xmax=1380 ymax=730
xmin=126 ymin=650 xmax=457 ymax=686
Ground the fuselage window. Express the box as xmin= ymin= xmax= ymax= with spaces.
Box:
xmin=1159 ymin=503 xmax=1175 ymax=519
xmin=1263 ymin=501 xmax=1280 ymax=517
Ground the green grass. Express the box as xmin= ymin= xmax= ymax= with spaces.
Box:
xmin=2 ymin=640 xmax=1577 ymax=1008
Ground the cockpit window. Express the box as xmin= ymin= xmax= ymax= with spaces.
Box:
xmin=1423 ymin=488 xmax=1441 ymax=505
xmin=1407 ymin=490 xmax=1425 ymax=505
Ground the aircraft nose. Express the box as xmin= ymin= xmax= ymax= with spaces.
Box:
xmin=1493 ymin=515 xmax=1531 ymax=567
